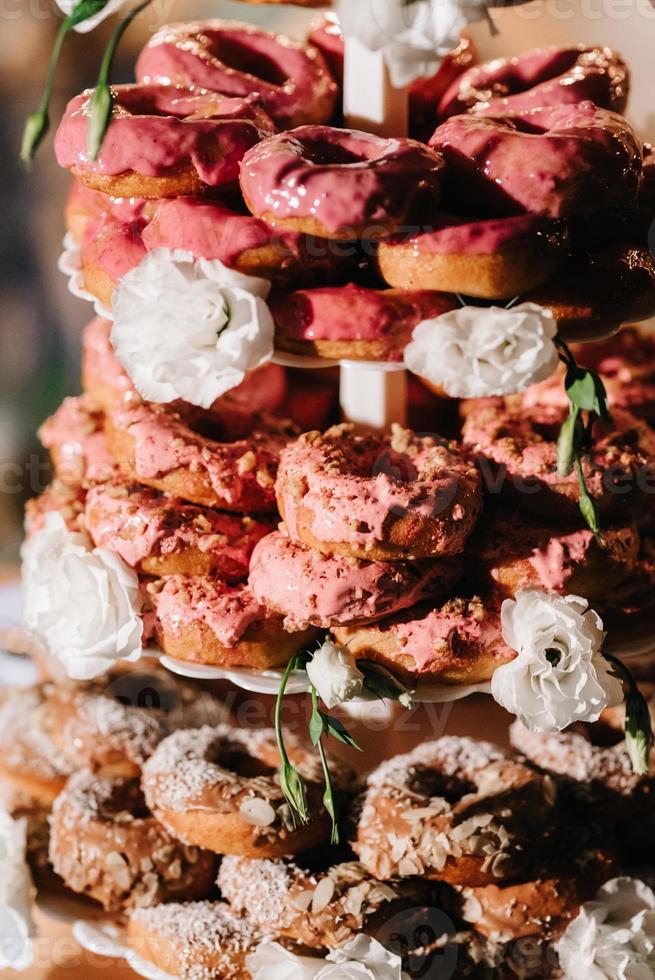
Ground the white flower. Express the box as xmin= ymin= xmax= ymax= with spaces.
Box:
xmin=247 ymin=942 xmax=324 ymax=980
xmin=22 ymin=512 xmax=143 ymax=680
xmin=319 ymin=937 xmax=407 ymax=979
xmin=404 ymin=303 xmax=559 ymax=399
xmin=335 ymin=0 xmax=489 ymax=88
xmin=556 ymin=878 xmax=655 ymax=980
xmin=491 ymin=590 xmax=623 ymax=733
xmin=306 ymin=640 xmax=365 ymax=709
xmin=0 ymin=810 xmax=34 ymax=972
xmin=56 ymin=0 xmax=128 ymax=33
xmin=112 ymin=249 xmax=274 ymax=410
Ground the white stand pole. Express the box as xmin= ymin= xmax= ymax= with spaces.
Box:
xmin=340 ymin=362 xmax=408 ymax=431
xmin=342 ymin=38 xmax=409 ymax=138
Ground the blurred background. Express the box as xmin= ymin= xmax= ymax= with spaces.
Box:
xmin=1 ymin=0 xmax=654 ymax=570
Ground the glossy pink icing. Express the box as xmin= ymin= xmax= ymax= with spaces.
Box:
xmin=66 ymin=180 xmax=152 ymax=239
xmin=136 ymin=20 xmax=337 ymax=129
xmin=151 ymin=576 xmax=266 ymax=648
xmin=439 ymin=45 xmax=628 ymax=119
xmin=430 ymin=101 xmax=642 ymax=218
xmin=278 ymin=426 xmax=481 ymax=555
xmin=308 ymin=14 xmax=344 ymax=84
xmin=82 ymin=317 xmax=139 ymax=406
xmin=38 ymin=395 xmax=115 ymax=485
xmin=386 ymin=214 xmax=566 ymax=256
xmin=240 ymin=126 xmax=445 ymax=235
xmin=55 ymin=84 xmax=274 ymax=186
xmin=248 ymin=530 xmax=456 ymax=629
xmin=82 ymin=214 xmax=147 ymax=280
xmin=269 ymin=284 xmax=455 ymax=359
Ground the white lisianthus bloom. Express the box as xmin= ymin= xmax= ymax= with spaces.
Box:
xmin=112 ymin=249 xmax=275 ymax=410
xmin=22 ymin=512 xmax=143 ymax=680
xmin=556 ymin=878 xmax=655 ymax=979
xmin=0 ymin=811 xmax=34 ymax=972
xmin=306 ymin=640 xmax=365 ymax=709
xmin=56 ymin=0 xmax=128 ymax=33
xmin=319 ymin=937 xmax=407 ymax=979
xmin=335 ymin=0 xmax=491 ymax=88
xmin=404 ymin=303 xmax=559 ymax=399
xmin=247 ymin=942 xmax=324 ymax=980
xmin=491 ymin=590 xmax=623 ymax=733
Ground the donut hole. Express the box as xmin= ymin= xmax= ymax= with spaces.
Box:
xmin=205 ymin=32 xmax=290 ymax=87
xmin=408 ymin=766 xmax=477 ymax=804
xmin=300 ymin=136 xmax=368 ymax=167
xmin=218 ymin=748 xmax=277 ymax=780
xmin=89 ymin=776 xmax=152 ymax=821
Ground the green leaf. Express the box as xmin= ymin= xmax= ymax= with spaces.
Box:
xmin=279 ymin=763 xmax=310 ymax=826
xmin=309 ymin=703 xmax=325 ymax=746
xmin=87 ymin=84 xmax=113 ymax=160
xmin=322 ymin=713 xmax=362 ymax=751
xmin=625 ymin=687 xmax=653 ymax=776
xmin=21 ymin=110 xmax=49 ymax=164
xmin=359 ymin=662 xmax=414 ymax=706
xmin=566 ymin=369 xmax=600 ymax=413
xmin=576 ymin=459 xmax=600 ymax=534
xmin=557 ymin=410 xmax=579 ymax=478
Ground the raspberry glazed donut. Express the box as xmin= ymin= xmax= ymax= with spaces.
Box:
xmin=377 ymin=215 xmax=568 ymax=301
xmin=85 ymin=482 xmax=270 ymax=579
xmin=38 ymin=395 xmax=116 ymax=486
xmin=248 ymin=530 xmax=460 ymax=630
xmin=462 ymin=403 xmax=655 ymax=526
xmin=240 ymin=127 xmax=445 ymax=241
xmin=430 ymin=101 xmax=643 ymax=219
xmin=438 ymin=45 xmax=629 ymax=119
xmin=142 ymin=724 xmax=353 ymax=857
xmin=332 ymin=596 xmax=515 ymax=685
xmin=276 ymin=423 xmax=482 ymax=562
xmin=49 ymin=771 xmax=217 ymax=911
xmin=128 ymin=902 xmax=263 ymax=980
xmin=55 ymin=84 xmax=275 ymax=199
xmin=354 ymin=737 xmax=555 ymax=886
xmin=25 ymin=480 xmax=86 ymax=536
xmin=269 ymin=284 xmax=456 ymax=361
xmin=64 ymin=180 xmax=154 ymax=244
xmin=148 ymin=575 xmax=318 ymax=669
xmin=219 ymin=856 xmax=442 ymax=951
xmin=136 ymin=20 xmax=337 ymax=130
xmin=307 ymin=13 xmax=344 ymax=84
xmin=106 ymin=401 xmax=297 ymax=512
xmin=80 ymin=213 xmax=147 ymax=310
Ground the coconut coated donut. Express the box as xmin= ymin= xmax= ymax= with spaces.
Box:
xmin=55 ymin=84 xmax=275 ymax=199
xmin=276 ymin=423 xmax=482 ymax=561
xmin=438 ymin=45 xmax=629 ymax=119
xmin=136 ymin=20 xmax=337 ymax=130
xmin=39 ymin=395 xmax=116 ymax=486
xmin=332 ymin=595 xmax=515 ymax=685
xmin=49 ymin=771 xmax=217 ymax=911
xmin=430 ymin=101 xmax=642 ymax=219
xmin=355 ymin=737 xmax=555 ymax=886
xmin=142 ymin=724 xmax=352 ymax=857
xmin=106 ymin=401 xmax=297 ymax=512
xmin=269 ymin=284 xmax=456 ymax=361
xmin=85 ymin=482 xmax=270 ymax=579
xmin=248 ymin=530 xmax=460 ymax=630
xmin=377 ymin=214 xmax=568 ymax=301
xmin=240 ymin=126 xmax=445 ymax=241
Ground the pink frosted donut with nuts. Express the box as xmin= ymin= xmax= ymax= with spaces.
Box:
xmin=38 ymin=395 xmax=116 ymax=486
xmin=240 ymin=126 xmax=445 ymax=240
xmin=26 ymin=481 xmax=86 ymax=537
xmin=136 ymin=20 xmax=338 ymax=130
xmin=248 ymin=530 xmax=460 ymax=630
xmin=276 ymin=423 xmax=482 ymax=562
xmin=438 ymin=45 xmax=629 ymax=119
xmin=430 ymin=101 xmax=643 ymax=218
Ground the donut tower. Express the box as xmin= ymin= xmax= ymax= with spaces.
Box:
xmin=4 ymin=1 xmax=655 ymax=977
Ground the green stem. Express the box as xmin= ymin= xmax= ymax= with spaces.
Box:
xmin=310 ymin=686 xmax=339 ymax=845
xmin=274 ymin=656 xmax=310 ymax=827
xmin=21 ymin=17 xmax=70 ymax=162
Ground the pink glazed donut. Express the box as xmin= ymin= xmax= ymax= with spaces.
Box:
xmin=248 ymin=531 xmax=461 ymax=630
xmin=136 ymin=20 xmax=337 ymax=130
xmin=438 ymin=45 xmax=629 ymax=119
xmin=80 ymin=213 xmax=147 ymax=310
xmin=55 ymin=84 xmax=276 ymax=199
xmin=64 ymin=180 xmax=154 ymax=244
xmin=240 ymin=126 xmax=445 ymax=240
xmin=38 ymin=395 xmax=116 ymax=487
xmin=429 ymin=101 xmax=643 ymax=218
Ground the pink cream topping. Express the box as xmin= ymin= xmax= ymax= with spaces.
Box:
xmin=152 ymin=576 xmax=265 ymax=647
xmin=388 ymin=214 xmax=567 ymax=256
xmin=38 ymin=395 xmax=115 ymax=484
xmin=391 ymin=600 xmax=511 ymax=673
xmin=82 ymin=317 xmax=139 ymax=404
xmin=81 ymin=214 xmax=147 ymax=280
xmin=66 ymin=180 xmax=152 ymax=230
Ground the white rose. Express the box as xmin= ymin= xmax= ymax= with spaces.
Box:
xmin=556 ymin=878 xmax=655 ymax=980
xmin=0 ymin=811 xmax=34 ymax=972
xmin=306 ymin=640 xmax=365 ymax=709
xmin=319 ymin=937 xmax=407 ymax=980
xmin=247 ymin=941 xmax=324 ymax=980
xmin=492 ymin=590 xmax=623 ymax=733
xmin=22 ymin=512 xmax=143 ymax=680
xmin=112 ymin=249 xmax=275 ymax=410
xmin=56 ymin=0 xmax=128 ymax=32
xmin=405 ymin=303 xmax=559 ymax=399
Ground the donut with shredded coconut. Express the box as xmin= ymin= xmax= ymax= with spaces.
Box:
xmin=38 ymin=394 xmax=116 ymax=487
xmin=218 ymin=855 xmax=441 ymax=951
xmin=354 ymin=737 xmax=555 ymax=887
xmin=276 ymin=423 xmax=482 ymax=562
xmin=49 ymin=771 xmax=217 ymax=911
xmin=248 ymin=530 xmax=461 ymax=630
xmin=128 ymin=901 xmax=264 ymax=980
xmin=142 ymin=724 xmax=353 ymax=857
xmin=106 ymin=401 xmax=297 ymax=512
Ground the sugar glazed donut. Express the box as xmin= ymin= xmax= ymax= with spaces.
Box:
xmin=248 ymin=530 xmax=461 ymax=629
xmin=332 ymin=596 xmax=515 ymax=684
xmin=55 ymin=84 xmax=275 ymax=199
xmin=49 ymin=771 xmax=217 ymax=911
xmin=276 ymin=424 xmax=482 ymax=561
xmin=240 ymin=126 xmax=445 ymax=240
xmin=354 ymin=737 xmax=555 ymax=886
xmin=430 ymin=101 xmax=643 ymax=219
xmin=136 ymin=20 xmax=337 ymax=129
xmin=38 ymin=394 xmax=116 ymax=486
xmin=142 ymin=725 xmax=352 ymax=857
xmin=438 ymin=45 xmax=630 ymax=119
